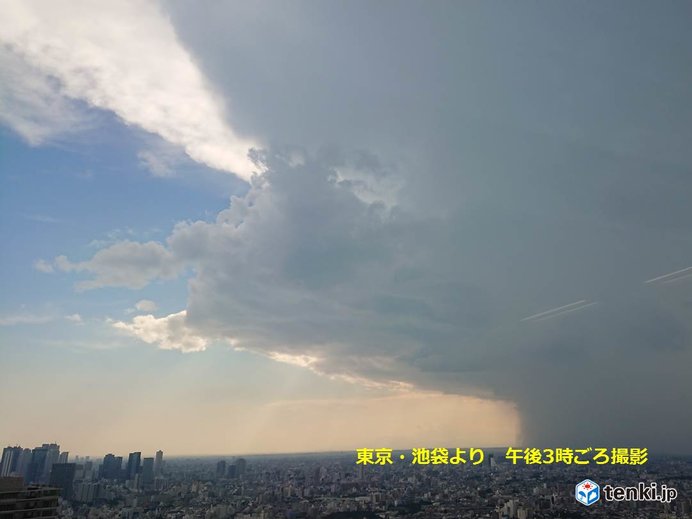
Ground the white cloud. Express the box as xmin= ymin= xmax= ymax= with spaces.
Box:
xmin=136 ymin=137 xmax=190 ymax=178
xmin=70 ymin=152 xmax=432 ymax=388
xmin=55 ymin=241 xmax=182 ymax=290
xmin=0 ymin=47 xmax=94 ymax=145
xmin=266 ymin=351 xmax=320 ymax=368
xmin=33 ymin=259 xmax=54 ymax=273
xmin=135 ymin=300 xmax=158 ymax=313
xmin=65 ymin=313 xmax=83 ymax=324
xmin=0 ymin=0 xmax=259 ymax=179
xmin=111 ymin=310 xmax=209 ymax=353
xmin=137 ymin=149 xmax=175 ymax=178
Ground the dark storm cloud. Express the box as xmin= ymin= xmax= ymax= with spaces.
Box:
xmin=83 ymin=143 xmax=692 ymax=452
xmin=72 ymin=1 xmax=692 ymax=451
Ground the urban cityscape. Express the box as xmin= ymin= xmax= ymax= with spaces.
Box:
xmin=1 ymin=443 xmax=690 ymax=518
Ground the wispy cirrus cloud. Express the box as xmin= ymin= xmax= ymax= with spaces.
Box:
xmin=0 ymin=0 xmax=259 ymax=179
xmin=33 ymin=259 xmax=54 ymax=273
xmin=0 ymin=47 xmax=95 ymax=145
xmin=0 ymin=311 xmax=85 ymax=326
xmin=0 ymin=313 xmax=55 ymax=326
xmin=65 ymin=313 xmax=83 ymax=324
xmin=23 ymin=213 xmax=62 ymax=224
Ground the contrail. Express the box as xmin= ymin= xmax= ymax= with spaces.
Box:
xmin=662 ymin=271 xmax=692 ymax=285
xmin=644 ymin=266 xmax=692 ymax=284
xmin=530 ymin=301 xmax=598 ymax=322
xmin=521 ymin=300 xmax=592 ymax=322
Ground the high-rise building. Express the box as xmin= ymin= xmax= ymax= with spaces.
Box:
xmin=0 ymin=447 xmax=23 ymax=477
xmin=16 ymin=449 xmax=32 ymax=483
xmin=114 ymin=456 xmax=123 ymax=480
xmin=0 ymin=476 xmax=59 ymax=517
xmin=126 ymin=452 xmax=141 ymax=481
xmin=141 ymin=458 xmax=154 ymax=487
xmin=41 ymin=445 xmax=60 ymax=484
xmin=73 ymin=481 xmax=100 ymax=504
xmin=216 ymin=460 xmax=227 ymax=478
xmin=236 ymin=458 xmax=247 ymax=477
xmin=27 ymin=447 xmax=48 ymax=484
xmin=48 ymin=463 xmax=76 ymax=500
xmin=154 ymin=450 xmax=163 ymax=477
xmin=57 ymin=452 xmax=69 ymax=464
xmin=82 ymin=460 xmax=95 ymax=481
xmin=99 ymin=454 xmax=122 ymax=480
xmin=27 ymin=444 xmax=60 ymax=485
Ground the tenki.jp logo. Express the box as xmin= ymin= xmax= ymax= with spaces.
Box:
xmin=575 ymin=479 xmax=600 ymax=506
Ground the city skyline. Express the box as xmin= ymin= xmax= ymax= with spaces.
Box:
xmin=2 ymin=440 xmax=689 ymax=517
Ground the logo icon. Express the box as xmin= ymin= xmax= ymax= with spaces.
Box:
xmin=576 ymin=479 xmax=600 ymax=506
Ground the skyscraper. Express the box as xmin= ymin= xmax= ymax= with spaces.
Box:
xmin=0 ymin=447 xmax=23 ymax=477
xmin=216 ymin=460 xmax=227 ymax=479
xmin=126 ymin=452 xmax=141 ymax=481
xmin=154 ymin=450 xmax=163 ymax=477
xmin=141 ymin=458 xmax=154 ymax=488
xmin=114 ymin=456 xmax=123 ymax=480
xmin=57 ymin=452 xmax=69 ymax=464
xmin=27 ymin=444 xmax=60 ymax=485
xmin=236 ymin=458 xmax=247 ymax=477
xmin=16 ymin=450 xmax=32 ymax=483
xmin=99 ymin=454 xmax=122 ymax=480
xmin=27 ymin=447 xmax=48 ymax=484
xmin=49 ymin=463 xmax=76 ymax=499
xmin=42 ymin=444 xmax=60 ymax=484
xmin=82 ymin=460 xmax=94 ymax=481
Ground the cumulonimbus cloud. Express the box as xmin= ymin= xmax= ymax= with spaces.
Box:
xmin=16 ymin=0 xmax=692 ymax=453
xmin=0 ymin=0 xmax=258 ymax=179
xmin=57 ymin=148 xmax=692 ymax=453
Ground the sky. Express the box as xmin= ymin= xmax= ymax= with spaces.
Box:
xmin=0 ymin=0 xmax=691 ymax=457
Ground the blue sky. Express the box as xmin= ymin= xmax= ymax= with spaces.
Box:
xmin=1 ymin=0 xmax=691 ymax=456
xmin=1 ymin=115 xmax=244 ymax=317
